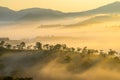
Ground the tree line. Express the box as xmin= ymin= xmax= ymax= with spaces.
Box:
xmin=0 ymin=40 xmax=120 ymax=57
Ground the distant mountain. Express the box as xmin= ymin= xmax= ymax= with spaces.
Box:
xmin=37 ymin=14 xmax=120 ymax=28
xmin=1 ymin=1 xmax=120 ymax=22
xmin=68 ymin=1 xmax=120 ymax=17
xmin=65 ymin=14 xmax=120 ymax=27
xmin=0 ymin=7 xmax=16 ymax=21
xmin=0 ymin=7 xmax=66 ymax=21
xmin=15 ymin=8 xmax=66 ymax=21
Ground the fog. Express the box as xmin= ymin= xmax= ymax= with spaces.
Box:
xmin=1 ymin=14 xmax=120 ymax=51
xmin=0 ymin=51 xmax=120 ymax=80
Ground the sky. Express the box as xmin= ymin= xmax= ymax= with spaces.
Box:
xmin=0 ymin=0 xmax=119 ymax=12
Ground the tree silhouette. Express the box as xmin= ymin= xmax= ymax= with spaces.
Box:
xmin=17 ymin=45 xmax=21 ymax=50
xmin=62 ymin=44 xmax=67 ymax=50
xmin=5 ymin=43 xmax=12 ymax=49
xmin=71 ymin=47 xmax=75 ymax=52
xmin=82 ymin=46 xmax=88 ymax=54
xmin=99 ymin=50 xmax=107 ymax=57
xmin=77 ymin=48 xmax=81 ymax=52
xmin=13 ymin=46 xmax=16 ymax=49
xmin=53 ymin=44 xmax=62 ymax=50
xmin=0 ymin=41 xmax=5 ymax=48
xmin=20 ymin=42 xmax=26 ymax=50
xmin=43 ymin=44 xmax=49 ymax=50
xmin=36 ymin=42 xmax=42 ymax=50
xmin=108 ymin=49 xmax=117 ymax=56
xmin=49 ymin=45 xmax=54 ymax=50
xmin=87 ymin=49 xmax=98 ymax=55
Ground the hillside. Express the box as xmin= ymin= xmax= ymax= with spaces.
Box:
xmin=0 ymin=48 xmax=120 ymax=80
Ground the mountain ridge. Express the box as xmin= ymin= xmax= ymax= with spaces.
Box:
xmin=67 ymin=1 xmax=120 ymax=16
xmin=0 ymin=1 xmax=120 ymax=21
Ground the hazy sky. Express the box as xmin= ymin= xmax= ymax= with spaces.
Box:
xmin=0 ymin=0 xmax=119 ymax=12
